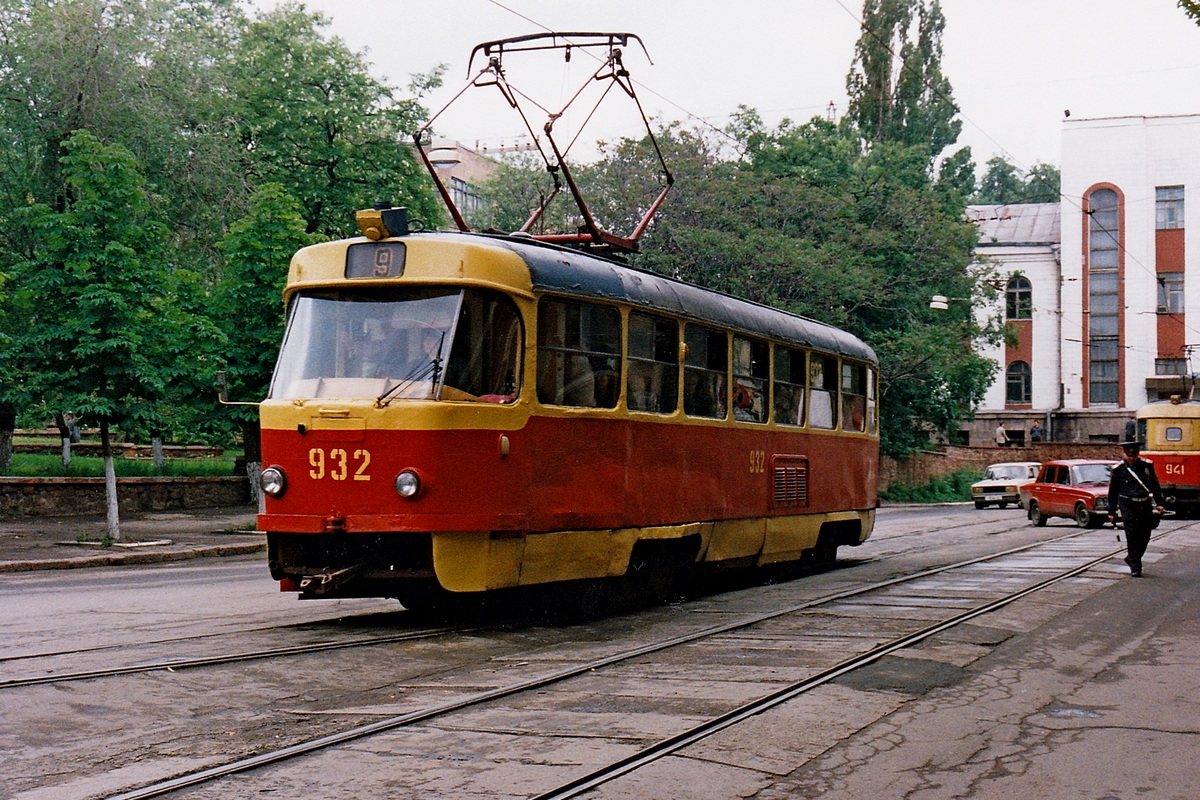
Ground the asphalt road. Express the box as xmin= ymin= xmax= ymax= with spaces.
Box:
xmin=2 ymin=505 xmax=1198 ymax=799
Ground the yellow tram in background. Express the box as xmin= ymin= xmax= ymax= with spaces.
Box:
xmin=1136 ymin=396 xmax=1200 ymax=517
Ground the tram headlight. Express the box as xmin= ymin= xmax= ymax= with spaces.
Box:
xmin=395 ymin=469 xmax=422 ymax=498
xmin=260 ymin=466 xmax=287 ymax=498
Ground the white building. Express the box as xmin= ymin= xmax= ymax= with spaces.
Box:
xmin=965 ymin=114 xmax=1199 ymax=445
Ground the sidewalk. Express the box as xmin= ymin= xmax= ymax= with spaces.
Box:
xmin=0 ymin=505 xmax=263 ymax=573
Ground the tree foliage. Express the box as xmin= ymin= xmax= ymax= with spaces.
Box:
xmin=846 ymin=0 xmax=961 ymax=162
xmin=611 ymin=119 xmax=998 ymax=458
xmin=0 ymin=0 xmax=1022 ymax=464
xmin=0 ymin=0 xmax=443 ymax=447
xmin=974 ymin=155 xmax=1061 ymax=204
xmin=7 ymin=130 xmax=169 ymax=431
xmin=1182 ymin=0 xmax=1200 ymax=24
xmin=217 ymin=184 xmax=321 ymax=416
xmin=230 ymin=3 xmax=445 ymax=237
xmin=467 ymin=2 xmax=996 ymax=458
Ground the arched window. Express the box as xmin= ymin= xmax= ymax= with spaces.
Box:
xmin=1006 ymin=276 xmax=1032 ymax=320
xmin=1006 ymin=361 xmax=1032 ymax=405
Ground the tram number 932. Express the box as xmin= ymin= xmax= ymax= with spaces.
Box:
xmin=309 ymin=448 xmax=372 ymax=481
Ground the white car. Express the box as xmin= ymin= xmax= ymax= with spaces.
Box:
xmin=971 ymin=461 xmax=1041 ymax=509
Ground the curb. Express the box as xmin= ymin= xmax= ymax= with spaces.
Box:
xmin=0 ymin=541 xmax=266 ymax=574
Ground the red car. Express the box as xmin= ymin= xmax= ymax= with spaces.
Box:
xmin=1027 ymin=459 xmax=1119 ymax=528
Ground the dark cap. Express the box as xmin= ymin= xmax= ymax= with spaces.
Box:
xmin=1119 ymin=440 xmax=1142 ymax=452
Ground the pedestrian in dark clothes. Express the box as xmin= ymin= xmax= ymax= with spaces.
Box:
xmin=1108 ymin=440 xmax=1165 ymax=577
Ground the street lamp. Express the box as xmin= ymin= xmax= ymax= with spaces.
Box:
xmin=427 ymin=139 xmax=461 ymax=169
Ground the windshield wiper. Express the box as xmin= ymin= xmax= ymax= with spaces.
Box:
xmin=375 ymin=333 xmax=445 ymax=407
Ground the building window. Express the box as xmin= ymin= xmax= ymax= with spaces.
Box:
xmin=1158 ymin=272 xmax=1184 ymax=313
xmin=1157 ymin=186 xmax=1184 ymax=230
xmin=1006 ymin=275 xmax=1032 ymax=320
xmin=1156 ymin=358 xmax=1188 ymax=375
xmin=1087 ymin=188 xmax=1121 ymax=405
xmin=1006 ymin=361 xmax=1032 ymax=405
xmin=451 ymin=177 xmax=484 ymax=218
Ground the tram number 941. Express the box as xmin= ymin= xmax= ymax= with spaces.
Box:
xmin=309 ymin=448 xmax=371 ymax=481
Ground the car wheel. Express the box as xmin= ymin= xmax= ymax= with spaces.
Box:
xmin=1074 ymin=504 xmax=1092 ymax=528
xmin=1029 ymin=501 xmax=1047 ymax=527
xmin=998 ymin=501 xmax=1009 ymax=509
xmin=974 ymin=500 xmax=986 ymax=510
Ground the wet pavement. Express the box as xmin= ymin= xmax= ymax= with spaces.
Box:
xmin=2 ymin=505 xmax=1199 ymax=797
xmin=0 ymin=505 xmax=262 ymax=572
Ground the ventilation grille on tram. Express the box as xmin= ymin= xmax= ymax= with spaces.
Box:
xmin=773 ymin=456 xmax=809 ymax=508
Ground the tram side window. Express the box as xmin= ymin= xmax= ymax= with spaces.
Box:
xmin=732 ymin=336 xmax=768 ymax=423
xmin=841 ymin=362 xmax=867 ymax=432
xmin=627 ymin=313 xmax=679 ymax=414
xmin=443 ymin=290 xmax=523 ymax=402
xmin=809 ymin=355 xmax=838 ymax=429
xmin=773 ymin=346 xmax=806 ymax=426
xmin=537 ymin=298 xmax=621 ymax=408
xmin=684 ymin=325 xmax=727 ymax=419
xmin=866 ymin=368 xmax=878 ymax=434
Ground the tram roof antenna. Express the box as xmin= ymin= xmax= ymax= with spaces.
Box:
xmin=415 ymin=31 xmax=673 ymax=257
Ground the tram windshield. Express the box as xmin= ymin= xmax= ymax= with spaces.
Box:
xmin=269 ymin=287 xmax=523 ymax=402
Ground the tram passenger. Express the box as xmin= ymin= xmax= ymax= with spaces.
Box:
xmin=1107 ymin=440 xmax=1166 ymax=577
xmin=684 ymin=370 xmax=720 ymax=418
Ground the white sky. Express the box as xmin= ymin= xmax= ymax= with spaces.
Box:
xmin=270 ymin=0 xmax=1200 ymax=173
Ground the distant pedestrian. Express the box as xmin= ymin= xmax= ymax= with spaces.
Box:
xmin=994 ymin=422 xmax=1010 ymax=448
xmin=1108 ymin=439 xmax=1165 ymax=577
xmin=1030 ymin=421 xmax=1044 ymax=443
xmin=1124 ymin=416 xmax=1137 ymax=442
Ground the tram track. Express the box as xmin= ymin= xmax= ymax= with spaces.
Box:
xmin=0 ymin=626 xmax=467 ymax=689
xmin=101 ymin=524 xmax=1144 ymax=800
xmin=0 ymin=513 xmax=1042 ymax=693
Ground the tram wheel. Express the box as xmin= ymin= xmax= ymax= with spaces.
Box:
xmin=626 ymin=540 xmax=694 ymax=606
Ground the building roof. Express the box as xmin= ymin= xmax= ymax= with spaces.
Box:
xmin=967 ymin=203 xmax=1061 ymax=246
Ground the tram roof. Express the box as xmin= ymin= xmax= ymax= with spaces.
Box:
xmin=461 ymin=231 xmax=877 ymax=364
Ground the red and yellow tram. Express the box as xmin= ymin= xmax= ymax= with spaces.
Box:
xmin=1136 ymin=396 xmax=1200 ymax=516
xmin=257 ymin=208 xmax=879 ymax=606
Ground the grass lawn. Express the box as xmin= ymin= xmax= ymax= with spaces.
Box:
xmin=5 ymin=451 xmax=239 ymax=478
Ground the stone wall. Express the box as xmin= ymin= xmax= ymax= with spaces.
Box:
xmin=1 ymin=476 xmax=251 ymax=517
xmin=880 ymin=442 xmax=1123 ymax=492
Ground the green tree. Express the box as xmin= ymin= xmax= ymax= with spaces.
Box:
xmin=974 ymin=155 xmax=1024 ymax=204
xmin=0 ymin=0 xmax=451 ymax=453
xmin=973 ymin=156 xmax=1060 ymax=204
xmin=0 ymin=0 xmax=247 ymax=453
xmin=1182 ymin=0 xmax=1200 ymax=24
xmin=7 ymin=131 xmax=169 ymax=538
xmin=0 ymin=0 xmax=246 ymax=277
xmin=598 ymin=118 xmax=998 ymax=458
xmin=846 ymin=0 xmax=961 ymax=163
xmin=474 ymin=152 xmax=574 ymax=235
xmin=1021 ymin=162 xmax=1061 ymax=203
xmin=216 ymin=183 xmax=320 ymax=492
xmin=230 ymin=3 xmax=444 ymax=237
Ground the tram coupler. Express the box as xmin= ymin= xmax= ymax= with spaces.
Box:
xmin=298 ymin=565 xmax=363 ymax=596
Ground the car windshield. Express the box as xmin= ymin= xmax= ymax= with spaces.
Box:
xmin=1072 ymin=464 xmax=1113 ymax=485
xmin=986 ymin=465 xmax=1026 ymax=480
xmin=270 ymin=287 xmax=523 ymax=402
